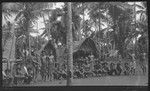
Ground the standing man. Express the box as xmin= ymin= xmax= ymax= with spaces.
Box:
xmin=130 ymin=54 xmax=136 ymax=75
xmin=89 ymin=53 xmax=94 ymax=61
xmin=48 ymin=52 xmax=54 ymax=81
xmin=140 ymin=53 xmax=147 ymax=75
xmin=41 ymin=51 xmax=47 ymax=81
xmin=89 ymin=53 xmax=94 ymax=72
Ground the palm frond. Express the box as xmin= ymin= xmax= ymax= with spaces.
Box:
xmin=136 ymin=10 xmax=146 ymax=15
xmin=32 ymin=3 xmax=51 ymax=11
xmin=131 ymin=3 xmax=145 ymax=9
xmin=40 ymin=28 xmax=48 ymax=37
xmin=14 ymin=11 xmax=24 ymax=21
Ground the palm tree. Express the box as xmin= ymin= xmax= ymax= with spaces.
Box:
xmin=102 ymin=2 xmax=135 ymax=58
xmin=66 ymin=2 xmax=73 ymax=86
xmin=40 ymin=2 xmax=83 ymax=45
xmin=2 ymin=3 xmax=19 ymax=69
xmin=102 ymin=2 xmax=148 ymax=60
xmin=133 ymin=2 xmax=148 ymax=59
xmin=2 ymin=2 xmax=52 ymax=74
xmin=12 ymin=3 xmax=51 ymax=59
xmin=2 ymin=22 xmax=12 ymax=49
xmin=2 ymin=21 xmax=16 ymax=69
xmin=84 ymin=2 xmax=135 ymax=59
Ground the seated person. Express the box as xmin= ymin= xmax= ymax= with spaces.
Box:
xmin=124 ymin=63 xmax=130 ymax=75
xmin=74 ymin=67 xmax=83 ymax=78
xmin=83 ymin=65 xmax=93 ymax=78
xmin=102 ymin=62 xmax=109 ymax=75
xmin=24 ymin=68 xmax=33 ymax=84
xmin=61 ymin=69 xmax=67 ymax=79
xmin=108 ymin=62 xmax=117 ymax=75
xmin=93 ymin=63 xmax=102 ymax=76
xmin=116 ymin=62 xmax=122 ymax=75
xmin=53 ymin=68 xmax=61 ymax=80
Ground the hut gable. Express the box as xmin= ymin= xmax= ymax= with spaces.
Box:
xmin=56 ymin=37 xmax=100 ymax=62
xmin=36 ymin=37 xmax=100 ymax=63
xmin=73 ymin=37 xmax=100 ymax=58
xmin=73 ymin=38 xmax=86 ymax=52
xmin=36 ymin=40 xmax=55 ymax=55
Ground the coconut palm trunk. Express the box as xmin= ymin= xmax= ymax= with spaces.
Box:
xmin=8 ymin=23 xmax=16 ymax=70
xmin=25 ymin=3 xmax=32 ymax=60
xmin=133 ymin=2 xmax=136 ymax=55
xmin=78 ymin=18 xmax=82 ymax=41
xmin=82 ymin=2 xmax=85 ymax=39
xmin=42 ymin=13 xmax=48 ymax=36
xmin=29 ymin=33 xmax=31 ymax=57
xmin=66 ymin=2 xmax=73 ymax=86
xmin=98 ymin=3 xmax=101 ymax=58
xmin=25 ymin=17 xmax=31 ymax=60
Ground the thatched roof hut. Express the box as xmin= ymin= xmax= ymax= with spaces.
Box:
xmin=73 ymin=37 xmax=100 ymax=59
xmin=55 ymin=37 xmax=100 ymax=62
xmin=36 ymin=37 xmax=100 ymax=64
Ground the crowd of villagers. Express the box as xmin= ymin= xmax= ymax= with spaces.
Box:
xmin=3 ymin=49 xmax=147 ymax=86
xmin=39 ymin=50 xmax=147 ymax=82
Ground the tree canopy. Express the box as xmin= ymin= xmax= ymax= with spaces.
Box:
xmin=2 ymin=2 xmax=148 ymax=61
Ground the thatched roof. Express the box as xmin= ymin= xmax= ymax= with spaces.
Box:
xmin=73 ymin=38 xmax=86 ymax=52
xmin=73 ymin=37 xmax=100 ymax=58
xmin=35 ymin=37 xmax=100 ymax=64
xmin=56 ymin=37 xmax=100 ymax=61
xmin=35 ymin=40 xmax=54 ymax=54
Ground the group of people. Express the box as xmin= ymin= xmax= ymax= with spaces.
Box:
xmin=72 ymin=53 xmax=147 ymax=79
xmin=40 ymin=51 xmax=55 ymax=82
xmin=40 ymin=50 xmax=72 ymax=81
xmin=73 ymin=55 xmax=123 ymax=78
xmin=3 ymin=51 xmax=147 ymax=85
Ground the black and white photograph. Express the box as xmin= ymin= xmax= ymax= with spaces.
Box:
xmin=2 ymin=2 xmax=148 ymax=86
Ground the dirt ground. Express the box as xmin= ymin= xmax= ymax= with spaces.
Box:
xmin=21 ymin=75 xmax=148 ymax=86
